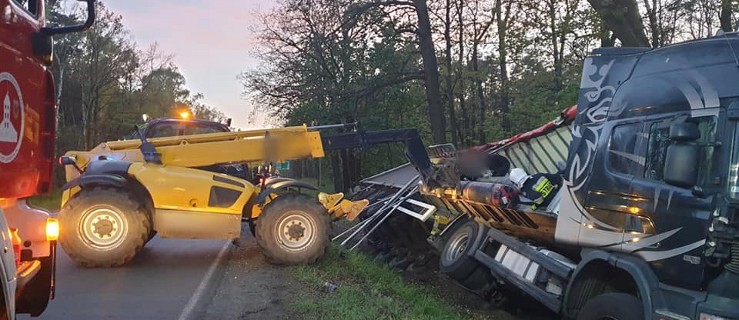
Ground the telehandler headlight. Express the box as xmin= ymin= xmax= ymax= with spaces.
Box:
xmin=58 ymin=156 xmax=76 ymax=166
xmin=46 ymin=218 xmax=59 ymax=241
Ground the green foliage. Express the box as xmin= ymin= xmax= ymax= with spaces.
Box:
xmin=287 ymin=247 xmax=478 ymax=320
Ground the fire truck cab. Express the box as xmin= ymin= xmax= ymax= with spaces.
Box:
xmin=0 ymin=0 xmax=94 ymax=318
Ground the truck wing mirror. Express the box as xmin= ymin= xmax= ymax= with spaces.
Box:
xmin=669 ymin=122 xmax=700 ymax=141
xmin=42 ymin=0 xmax=96 ymax=36
xmin=664 ymin=143 xmax=699 ymax=188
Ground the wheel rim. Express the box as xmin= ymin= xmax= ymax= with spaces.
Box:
xmin=276 ymin=212 xmax=315 ymax=252
xmin=444 ymin=232 xmax=470 ymax=263
xmin=79 ymin=205 xmax=129 ymax=250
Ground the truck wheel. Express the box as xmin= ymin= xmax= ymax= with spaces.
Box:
xmin=255 ymin=194 xmax=329 ymax=265
xmin=440 ymin=219 xmax=483 ymax=281
xmin=59 ymin=188 xmax=151 ymax=267
xmin=577 ymin=292 xmax=643 ymax=320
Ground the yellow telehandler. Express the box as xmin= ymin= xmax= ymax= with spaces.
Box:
xmin=57 ymin=121 xmax=433 ymax=267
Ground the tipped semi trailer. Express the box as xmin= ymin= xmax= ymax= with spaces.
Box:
xmin=359 ymin=34 xmax=739 ymax=320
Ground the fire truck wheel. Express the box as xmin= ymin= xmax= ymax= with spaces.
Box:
xmin=255 ymin=194 xmax=329 ymax=265
xmin=440 ymin=219 xmax=483 ymax=281
xmin=59 ymin=188 xmax=151 ymax=268
xmin=576 ymin=292 xmax=643 ymax=320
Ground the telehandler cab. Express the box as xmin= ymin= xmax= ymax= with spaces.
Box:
xmin=58 ymin=121 xmax=430 ymax=267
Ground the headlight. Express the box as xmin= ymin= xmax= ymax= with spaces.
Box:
xmin=700 ymin=313 xmax=728 ymax=320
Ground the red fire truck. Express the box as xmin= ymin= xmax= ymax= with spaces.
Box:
xmin=0 ymin=0 xmax=94 ymax=318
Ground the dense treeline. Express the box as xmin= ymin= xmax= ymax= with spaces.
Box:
xmin=243 ymin=0 xmax=738 ymax=191
xmin=49 ymin=3 xmax=225 ymax=155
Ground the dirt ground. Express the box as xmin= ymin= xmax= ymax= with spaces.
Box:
xmin=201 ymin=228 xmax=293 ymax=320
xmin=200 ymin=225 xmax=551 ymax=320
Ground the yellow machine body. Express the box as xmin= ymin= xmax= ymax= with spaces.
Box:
xmin=64 ymin=125 xmax=325 ymax=182
xmin=61 ymin=124 xmax=365 ymax=241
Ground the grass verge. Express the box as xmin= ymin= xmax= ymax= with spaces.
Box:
xmin=28 ymin=190 xmax=62 ymax=212
xmin=287 ymin=246 xmax=486 ymax=320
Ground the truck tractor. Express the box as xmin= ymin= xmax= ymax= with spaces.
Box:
xmin=58 ymin=119 xmax=430 ymax=267
xmin=0 ymin=0 xmax=95 ymax=318
xmin=357 ymin=33 xmax=739 ymax=320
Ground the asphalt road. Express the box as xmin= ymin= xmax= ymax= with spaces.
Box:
xmin=19 ymin=237 xmax=231 ymax=320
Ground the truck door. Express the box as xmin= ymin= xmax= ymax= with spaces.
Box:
xmin=0 ymin=0 xmax=51 ymax=199
xmin=576 ymin=120 xmax=642 ymax=247
xmin=628 ymin=112 xmax=718 ymax=289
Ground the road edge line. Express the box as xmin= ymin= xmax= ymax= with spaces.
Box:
xmin=177 ymin=240 xmax=231 ymax=320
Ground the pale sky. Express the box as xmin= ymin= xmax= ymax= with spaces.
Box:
xmin=101 ymin=0 xmax=277 ymax=129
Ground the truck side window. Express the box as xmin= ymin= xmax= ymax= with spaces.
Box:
xmin=607 ymin=123 xmax=640 ymax=176
xmin=11 ymin=0 xmax=39 ymax=16
xmin=695 ymin=117 xmax=717 ymax=186
xmin=644 ymin=116 xmax=716 ymax=185
xmin=645 ymin=123 xmax=670 ymax=181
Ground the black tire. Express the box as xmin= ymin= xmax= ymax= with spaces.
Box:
xmin=255 ymin=194 xmax=329 ymax=265
xmin=577 ymin=293 xmax=643 ymax=320
xmin=247 ymin=220 xmax=256 ymax=237
xmin=58 ymin=188 xmax=151 ymax=267
xmin=440 ymin=219 xmax=483 ymax=281
xmin=16 ymin=253 xmax=52 ymax=316
xmin=145 ymin=230 xmax=157 ymax=244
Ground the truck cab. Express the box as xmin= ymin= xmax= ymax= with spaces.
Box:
xmin=0 ymin=0 xmax=94 ymax=318
xmin=357 ymin=33 xmax=739 ymax=320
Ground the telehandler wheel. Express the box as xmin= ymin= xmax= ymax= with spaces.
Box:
xmin=440 ymin=219 xmax=484 ymax=282
xmin=145 ymin=230 xmax=157 ymax=244
xmin=255 ymin=194 xmax=329 ymax=265
xmin=58 ymin=188 xmax=151 ymax=268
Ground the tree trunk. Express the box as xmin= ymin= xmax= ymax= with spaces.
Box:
xmin=720 ymin=0 xmax=734 ymax=32
xmin=548 ymin=0 xmax=562 ymax=91
xmin=495 ymin=0 xmax=511 ymax=133
xmin=457 ymin=0 xmax=469 ymax=145
xmin=472 ymin=38 xmax=486 ymax=143
xmin=643 ymin=0 xmax=660 ymax=47
xmin=414 ymin=0 xmax=447 ymax=144
xmin=444 ymin=0 xmax=459 ymax=146
xmin=588 ymin=0 xmax=650 ymax=47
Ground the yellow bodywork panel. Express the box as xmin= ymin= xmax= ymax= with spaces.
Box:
xmin=127 ymin=163 xmax=256 ymax=215
xmin=318 ymin=192 xmax=370 ymax=221
xmin=64 ymin=125 xmax=325 ymax=182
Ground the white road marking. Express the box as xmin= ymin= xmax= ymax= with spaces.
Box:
xmin=178 ymin=241 xmax=231 ymax=320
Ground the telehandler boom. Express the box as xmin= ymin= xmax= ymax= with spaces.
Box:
xmin=58 ymin=123 xmax=430 ymax=266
